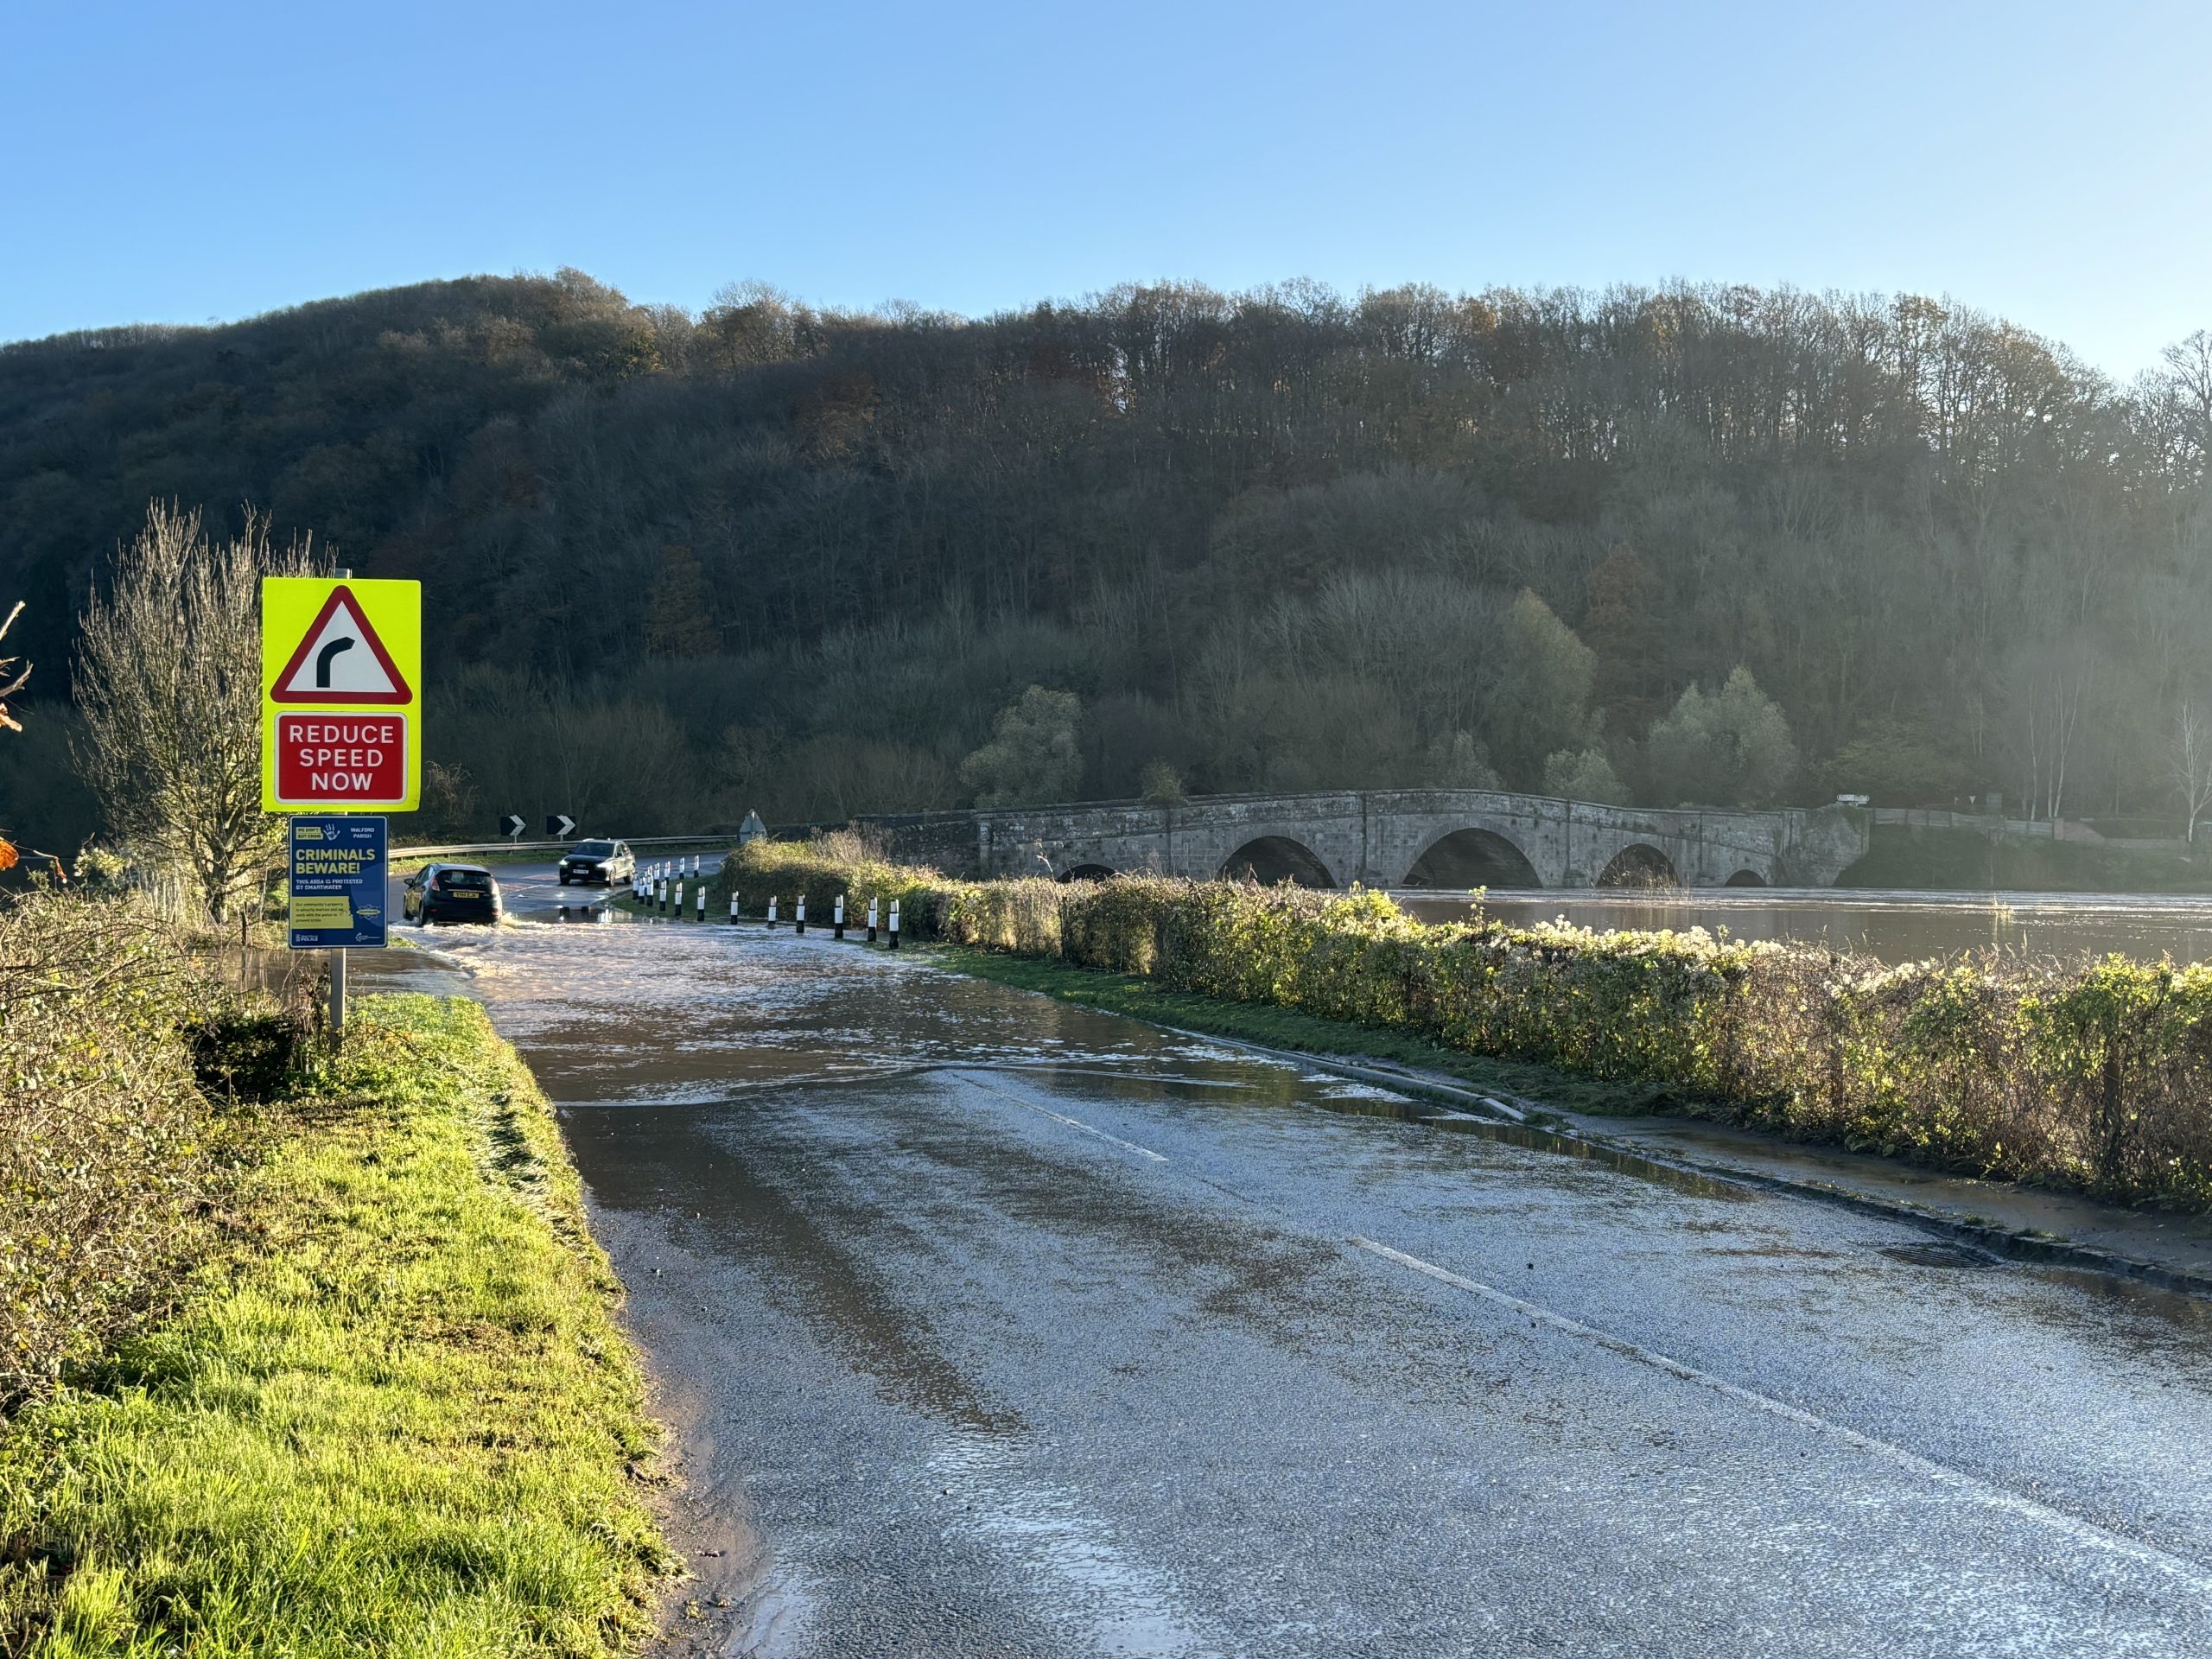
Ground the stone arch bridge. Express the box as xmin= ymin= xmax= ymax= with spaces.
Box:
xmin=868 ymin=790 xmax=1869 ymax=889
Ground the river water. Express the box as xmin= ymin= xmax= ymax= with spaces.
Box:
xmin=1396 ymin=887 xmax=2212 ymax=963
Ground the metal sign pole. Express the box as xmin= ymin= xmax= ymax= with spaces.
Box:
xmin=330 ymin=946 xmax=346 ymax=1044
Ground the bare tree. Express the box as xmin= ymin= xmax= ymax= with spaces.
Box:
xmin=2175 ymin=701 xmax=2212 ymax=846
xmin=0 ymin=600 xmax=27 ymax=873
xmin=2009 ymin=639 xmax=2095 ymax=823
xmin=73 ymin=503 xmax=317 ymax=922
xmin=0 ymin=600 xmax=28 ymax=733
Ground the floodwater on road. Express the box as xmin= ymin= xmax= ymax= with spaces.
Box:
xmin=1400 ymin=886 xmax=2212 ymax=963
xmin=363 ymin=864 xmax=2212 ymax=1656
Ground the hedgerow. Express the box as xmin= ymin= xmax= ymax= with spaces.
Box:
xmin=0 ymin=890 xmax=303 ymax=1408
xmin=721 ymin=837 xmax=2212 ymax=1205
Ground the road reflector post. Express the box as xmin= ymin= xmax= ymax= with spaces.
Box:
xmin=795 ymin=895 xmax=806 ymax=936
xmin=696 ymin=885 xmax=705 ymax=921
xmin=888 ymin=899 xmax=900 ymax=950
xmin=728 ymin=892 xmax=740 ymax=924
xmin=867 ymin=897 xmax=878 ymax=943
xmin=767 ymin=896 xmax=779 ymax=928
xmin=834 ymin=893 xmax=845 ymax=939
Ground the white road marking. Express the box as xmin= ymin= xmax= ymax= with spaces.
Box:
xmin=1348 ymin=1236 xmax=2212 ymax=1587
xmin=954 ymin=1071 xmax=1171 ymax=1163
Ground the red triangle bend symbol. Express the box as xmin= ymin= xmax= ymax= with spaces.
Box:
xmin=270 ymin=584 xmax=413 ymax=705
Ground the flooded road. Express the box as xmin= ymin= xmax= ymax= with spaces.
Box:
xmin=369 ymin=866 xmax=2212 ymax=1656
xmin=1401 ymin=886 xmax=2212 ymax=963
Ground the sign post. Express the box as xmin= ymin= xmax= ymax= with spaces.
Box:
xmin=263 ymin=576 xmax=420 ymax=1042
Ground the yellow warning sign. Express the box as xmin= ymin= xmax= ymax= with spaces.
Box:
xmin=289 ymin=894 xmax=356 ymax=930
xmin=261 ymin=578 xmax=422 ymax=811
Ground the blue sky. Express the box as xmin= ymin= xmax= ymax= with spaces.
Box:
xmin=7 ymin=0 xmax=2209 ymax=378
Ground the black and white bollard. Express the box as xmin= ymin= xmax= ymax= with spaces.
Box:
xmin=696 ymin=885 xmax=706 ymax=922
xmin=728 ymin=891 xmax=741 ymax=925
xmin=767 ymin=896 xmax=779 ymax=929
xmin=867 ymin=897 xmax=878 ymax=943
xmin=887 ymin=899 xmax=900 ymax=950
xmin=834 ymin=893 xmax=845 ymax=940
xmin=795 ymin=895 xmax=807 ymax=936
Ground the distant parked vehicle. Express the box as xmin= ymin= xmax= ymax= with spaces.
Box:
xmin=557 ymin=839 xmax=635 ymax=886
xmin=404 ymin=863 xmax=503 ymax=925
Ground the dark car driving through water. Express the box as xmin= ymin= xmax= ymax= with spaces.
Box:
xmin=557 ymin=839 xmax=636 ymax=887
xmin=402 ymin=862 xmax=503 ymax=925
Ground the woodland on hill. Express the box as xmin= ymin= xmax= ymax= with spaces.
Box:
xmin=5 ymin=268 xmax=2212 ymax=848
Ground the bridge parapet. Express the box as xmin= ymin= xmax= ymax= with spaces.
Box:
xmin=868 ymin=790 xmax=1869 ymax=890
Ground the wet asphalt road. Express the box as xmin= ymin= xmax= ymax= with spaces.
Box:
xmin=370 ymin=867 xmax=2212 ymax=1656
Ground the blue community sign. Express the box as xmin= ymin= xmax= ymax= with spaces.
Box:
xmin=287 ymin=816 xmax=389 ymax=950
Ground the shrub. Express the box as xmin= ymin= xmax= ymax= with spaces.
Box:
xmin=0 ymin=891 xmax=285 ymax=1405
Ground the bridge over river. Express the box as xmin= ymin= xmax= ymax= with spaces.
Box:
xmin=866 ymin=789 xmax=1871 ymax=889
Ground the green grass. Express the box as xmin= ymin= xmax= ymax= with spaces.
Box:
xmin=1840 ymin=825 xmax=2212 ymax=892
xmin=0 ymin=995 xmax=672 ymax=1657
xmin=926 ymin=944 xmax=1669 ymax=1118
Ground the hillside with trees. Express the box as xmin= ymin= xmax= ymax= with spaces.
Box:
xmin=5 ymin=269 xmax=2210 ymax=843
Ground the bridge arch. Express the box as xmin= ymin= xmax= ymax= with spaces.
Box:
xmin=1404 ymin=827 xmax=1541 ymax=890
xmin=1597 ymin=843 xmax=1681 ymax=889
xmin=1059 ymin=862 xmax=1116 ymax=882
xmin=1724 ymin=868 xmax=1768 ymax=887
xmin=1221 ymin=836 xmax=1335 ymax=888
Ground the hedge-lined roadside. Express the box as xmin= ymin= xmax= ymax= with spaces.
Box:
xmin=0 ymin=993 xmax=671 ymax=1656
xmin=1 ymin=893 xmax=303 ymax=1409
xmin=715 ymin=836 xmax=2212 ymax=1207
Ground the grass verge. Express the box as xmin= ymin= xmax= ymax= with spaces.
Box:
xmin=1840 ymin=824 xmax=2212 ymax=892
xmin=0 ymin=993 xmax=671 ymax=1657
xmin=928 ymin=944 xmax=1671 ymax=1118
